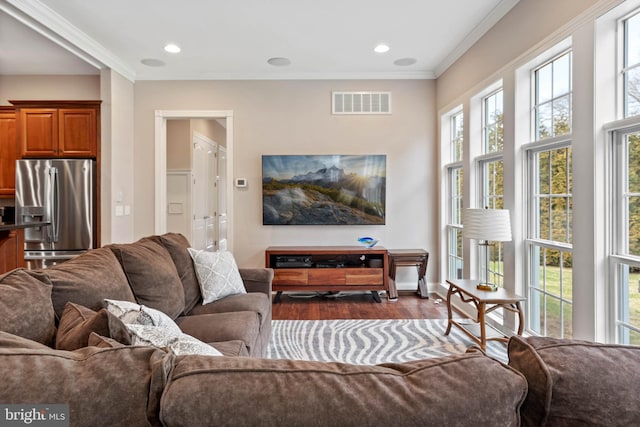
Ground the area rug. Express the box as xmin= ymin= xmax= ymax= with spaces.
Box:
xmin=266 ymin=319 xmax=508 ymax=364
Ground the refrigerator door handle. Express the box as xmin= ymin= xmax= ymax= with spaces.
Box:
xmin=50 ymin=167 xmax=60 ymax=243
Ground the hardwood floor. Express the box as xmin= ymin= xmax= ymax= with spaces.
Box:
xmin=272 ymin=291 xmax=450 ymax=320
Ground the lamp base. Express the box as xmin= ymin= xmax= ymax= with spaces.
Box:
xmin=476 ymin=283 xmax=498 ymax=292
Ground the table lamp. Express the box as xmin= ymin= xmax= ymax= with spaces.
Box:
xmin=462 ymin=208 xmax=512 ymax=291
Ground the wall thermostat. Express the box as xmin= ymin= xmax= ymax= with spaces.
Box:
xmin=235 ymin=178 xmax=248 ymax=188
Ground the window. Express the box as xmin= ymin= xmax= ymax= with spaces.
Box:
xmin=484 ymin=89 xmax=504 ymax=153
xmin=526 ymin=51 xmax=573 ymax=339
xmin=534 ymin=51 xmax=572 ymax=139
xmin=624 ymin=11 xmax=640 ymax=117
xmin=611 ymin=126 xmax=640 ymax=344
xmin=479 ymin=89 xmax=505 ymax=286
xmin=451 ymin=111 xmax=464 ymax=162
xmin=448 ymin=166 xmax=464 ymax=279
xmin=445 ymin=111 xmax=464 ymax=279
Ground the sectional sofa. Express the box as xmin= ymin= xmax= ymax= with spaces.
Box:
xmin=0 ymin=233 xmax=639 ymax=426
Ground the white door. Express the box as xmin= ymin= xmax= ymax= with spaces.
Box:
xmin=191 ymin=134 xmax=217 ymax=251
xmin=206 ymin=143 xmax=218 ymax=251
xmin=217 ymin=146 xmax=228 ymax=251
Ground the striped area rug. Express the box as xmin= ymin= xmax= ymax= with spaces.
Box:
xmin=266 ymin=319 xmax=508 ymax=364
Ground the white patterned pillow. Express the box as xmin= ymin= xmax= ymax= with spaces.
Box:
xmin=126 ymin=324 xmax=222 ymax=356
xmin=104 ymin=299 xmax=181 ymax=335
xmin=187 ymin=248 xmax=246 ymax=304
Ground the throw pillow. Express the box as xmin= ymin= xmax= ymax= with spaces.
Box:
xmin=0 ymin=269 xmax=56 ymax=346
xmin=87 ymin=332 xmax=125 ymax=349
xmin=56 ymin=302 xmax=131 ymax=350
xmin=126 ymin=324 xmax=222 ymax=356
xmin=104 ymin=299 xmax=182 ymax=335
xmin=187 ymin=248 xmax=246 ymax=304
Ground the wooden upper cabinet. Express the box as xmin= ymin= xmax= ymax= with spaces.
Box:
xmin=11 ymin=100 xmax=100 ymax=158
xmin=59 ymin=108 xmax=97 ymax=156
xmin=18 ymin=108 xmax=58 ymax=157
xmin=0 ymin=107 xmax=17 ymax=197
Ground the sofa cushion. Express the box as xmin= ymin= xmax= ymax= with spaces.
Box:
xmin=0 ymin=331 xmax=51 ymax=350
xmin=176 ymin=311 xmax=260 ymax=355
xmin=0 ymin=344 xmax=172 ymax=426
xmin=188 ymin=248 xmax=246 ymax=304
xmin=208 ymin=340 xmax=249 ymax=357
xmin=126 ymin=324 xmax=222 ymax=356
xmin=188 ymin=292 xmax=271 ymax=326
xmin=508 ymin=336 xmax=640 ymax=426
xmin=156 ymin=233 xmax=202 ymax=314
xmin=0 ymin=269 xmax=56 ymax=346
xmin=46 ymin=246 xmax=136 ymax=318
xmin=110 ymin=238 xmax=186 ymax=319
xmin=56 ymin=302 xmax=131 ymax=351
xmin=160 ymin=349 xmax=527 ymax=427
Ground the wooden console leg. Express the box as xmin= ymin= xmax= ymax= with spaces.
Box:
xmin=273 ymin=291 xmax=283 ymax=304
xmin=417 ymin=277 xmax=429 ymax=299
xmin=371 ymin=291 xmax=382 ymax=303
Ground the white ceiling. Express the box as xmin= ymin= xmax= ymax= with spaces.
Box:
xmin=0 ymin=0 xmax=519 ymax=81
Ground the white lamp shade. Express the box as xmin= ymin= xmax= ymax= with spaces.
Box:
xmin=462 ymin=208 xmax=512 ymax=242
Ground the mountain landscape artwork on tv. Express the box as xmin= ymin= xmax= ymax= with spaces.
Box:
xmin=262 ymin=155 xmax=386 ymax=225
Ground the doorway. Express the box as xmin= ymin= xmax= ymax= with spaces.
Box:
xmin=154 ymin=110 xmax=234 ymax=251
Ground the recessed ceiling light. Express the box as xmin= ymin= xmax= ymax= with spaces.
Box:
xmin=394 ymin=57 xmax=417 ymax=66
xmin=141 ymin=58 xmax=166 ymax=67
xmin=267 ymin=57 xmax=291 ymax=66
xmin=374 ymin=44 xmax=390 ymax=53
xmin=164 ymin=43 xmax=181 ymax=53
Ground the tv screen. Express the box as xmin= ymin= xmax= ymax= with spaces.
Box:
xmin=262 ymin=154 xmax=386 ymax=225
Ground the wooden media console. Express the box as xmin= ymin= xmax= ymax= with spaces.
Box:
xmin=265 ymin=246 xmax=389 ymax=303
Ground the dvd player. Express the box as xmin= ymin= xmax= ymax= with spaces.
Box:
xmin=275 ymin=255 xmax=313 ymax=268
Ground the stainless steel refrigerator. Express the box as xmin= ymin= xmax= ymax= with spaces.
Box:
xmin=15 ymin=159 xmax=96 ymax=269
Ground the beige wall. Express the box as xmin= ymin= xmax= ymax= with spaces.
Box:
xmin=133 ymin=79 xmax=438 ymax=287
xmin=100 ymin=69 xmax=135 ymax=244
xmin=167 ymin=119 xmax=227 ymax=170
xmin=0 ymin=75 xmax=100 ymax=105
xmin=436 ymin=0 xmax=599 ymax=110
xmin=167 ymin=120 xmax=191 ymax=170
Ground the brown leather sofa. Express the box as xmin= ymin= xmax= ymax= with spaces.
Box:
xmin=1 ymin=235 xmax=639 ymax=426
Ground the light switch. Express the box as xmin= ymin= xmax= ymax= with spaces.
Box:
xmin=115 ymin=205 xmax=124 ymax=216
xmin=124 ymin=205 xmax=131 ymax=215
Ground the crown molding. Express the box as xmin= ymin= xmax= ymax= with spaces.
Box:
xmin=3 ymin=0 xmax=136 ymax=82
xmin=435 ymin=0 xmax=520 ymax=77
xmin=135 ymin=70 xmax=435 ymax=81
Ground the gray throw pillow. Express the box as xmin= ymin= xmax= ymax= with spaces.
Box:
xmin=188 ymin=248 xmax=246 ymax=304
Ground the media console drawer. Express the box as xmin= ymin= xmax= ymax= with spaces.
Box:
xmin=266 ymin=246 xmax=389 ymax=303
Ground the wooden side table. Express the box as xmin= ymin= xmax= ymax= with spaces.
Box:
xmin=444 ymin=279 xmax=525 ymax=350
xmin=387 ymin=249 xmax=429 ymax=299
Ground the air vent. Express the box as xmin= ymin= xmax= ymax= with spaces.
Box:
xmin=332 ymin=91 xmax=391 ymax=115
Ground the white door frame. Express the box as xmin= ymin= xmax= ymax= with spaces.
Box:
xmin=154 ymin=110 xmax=234 ymax=251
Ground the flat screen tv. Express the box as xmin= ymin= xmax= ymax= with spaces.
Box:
xmin=262 ymin=154 xmax=386 ymax=225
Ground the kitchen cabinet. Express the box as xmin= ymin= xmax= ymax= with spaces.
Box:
xmin=0 ymin=229 xmax=24 ymax=274
xmin=0 ymin=107 xmax=17 ymax=197
xmin=11 ymin=100 xmax=100 ymax=158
